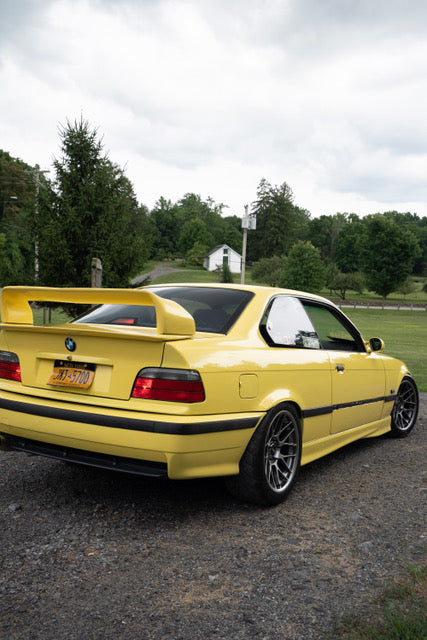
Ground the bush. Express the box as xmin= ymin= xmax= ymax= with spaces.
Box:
xmin=185 ymin=242 xmax=208 ymax=267
xmin=278 ymin=241 xmax=325 ymax=292
xmin=325 ymin=264 xmax=364 ymax=299
xmin=216 ymin=262 xmax=233 ymax=283
xmin=251 ymin=255 xmax=285 ymax=286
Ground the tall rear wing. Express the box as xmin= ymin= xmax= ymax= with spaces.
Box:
xmin=0 ymin=286 xmax=196 ymax=337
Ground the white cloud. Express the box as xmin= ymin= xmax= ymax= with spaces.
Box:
xmin=0 ymin=0 xmax=426 ymax=216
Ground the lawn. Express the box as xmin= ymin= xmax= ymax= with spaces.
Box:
xmin=152 ymin=269 xmax=220 ymax=284
xmin=345 ymin=308 xmax=427 ymax=391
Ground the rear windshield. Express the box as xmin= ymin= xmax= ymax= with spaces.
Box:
xmin=73 ymin=286 xmax=254 ymax=334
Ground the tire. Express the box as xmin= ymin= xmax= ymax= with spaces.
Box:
xmin=226 ymin=403 xmax=302 ymax=505
xmin=390 ymin=375 xmax=419 ymax=438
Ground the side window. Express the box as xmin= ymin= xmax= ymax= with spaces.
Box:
xmin=261 ymin=296 xmax=321 ymax=348
xmin=303 ymin=303 xmax=362 ymax=352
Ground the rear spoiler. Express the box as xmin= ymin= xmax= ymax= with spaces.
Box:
xmin=0 ymin=286 xmax=195 ymax=337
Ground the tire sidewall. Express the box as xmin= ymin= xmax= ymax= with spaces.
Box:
xmin=256 ymin=403 xmax=302 ymax=505
xmin=390 ymin=375 xmax=419 ymax=438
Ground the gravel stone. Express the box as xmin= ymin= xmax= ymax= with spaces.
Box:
xmin=0 ymin=394 xmax=425 ymax=639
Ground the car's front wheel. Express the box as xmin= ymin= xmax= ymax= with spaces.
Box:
xmin=226 ymin=403 xmax=302 ymax=505
xmin=390 ymin=375 xmax=419 ymax=438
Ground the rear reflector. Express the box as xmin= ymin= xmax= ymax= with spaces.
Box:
xmin=0 ymin=351 xmax=21 ymax=382
xmin=132 ymin=368 xmax=205 ymax=403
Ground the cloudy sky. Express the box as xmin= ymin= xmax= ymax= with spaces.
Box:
xmin=1 ymin=0 xmax=427 ymax=218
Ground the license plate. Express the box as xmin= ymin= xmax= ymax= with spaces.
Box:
xmin=47 ymin=360 xmax=95 ymax=389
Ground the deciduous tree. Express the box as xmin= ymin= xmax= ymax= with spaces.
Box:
xmin=278 ymin=241 xmax=325 ymax=292
xmin=0 ymin=150 xmax=40 ymax=284
xmin=149 ymin=197 xmax=180 ymax=258
xmin=308 ymin=213 xmax=347 ymax=262
xmin=361 ymin=215 xmax=420 ymax=299
xmin=251 ymin=255 xmax=285 ymax=286
xmin=325 ymin=262 xmax=364 ymax=299
xmin=333 ymin=214 xmax=364 ymax=273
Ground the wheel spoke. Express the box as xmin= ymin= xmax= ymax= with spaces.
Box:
xmin=276 ymin=428 xmax=297 ymax=448
xmin=264 ymin=409 xmax=300 ymax=493
xmin=392 ymin=378 xmax=418 ymax=433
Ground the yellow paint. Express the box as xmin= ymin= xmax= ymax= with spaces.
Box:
xmin=0 ymin=284 xmax=411 ymax=482
xmin=239 ymin=374 xmax=258 ymax=398
xmin=0 ymin=286 xmax=195 ymax=336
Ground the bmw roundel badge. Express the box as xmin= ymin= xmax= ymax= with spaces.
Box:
xmin=65 ymin=337 xmax=76 ymax=352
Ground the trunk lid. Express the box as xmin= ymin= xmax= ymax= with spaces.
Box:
xmin=0 ymin=286 xmax=195 ymax=401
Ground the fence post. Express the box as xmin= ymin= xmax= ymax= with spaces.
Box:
xmin=91 ymin=257 xmax=102 ymax=288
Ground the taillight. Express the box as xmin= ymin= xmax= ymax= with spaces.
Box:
xmin=132 ymin=368 xmax=205 ymax=403
xmin=0 ymin=351 xmax=21 ymax=382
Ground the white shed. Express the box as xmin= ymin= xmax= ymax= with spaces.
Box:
xmin=203 ymin=244 xmax=241 ymax=274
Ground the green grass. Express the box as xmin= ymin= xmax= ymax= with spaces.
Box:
xmin=149 ymin=266 xmax=258 ymax=285
xmin=345 ymin=309 xmax=427 ymax=391
xmin=152 ymin=269 xmax=221 ymax=284
xmin=32 ymin=308 xmax=71 ymax=325
xmin=326 ymin=563 xmax=427 ymax=640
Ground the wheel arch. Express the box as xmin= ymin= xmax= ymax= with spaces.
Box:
xmin=226 ymin=397 xmax=303 ymax=505
xmin=257 ymin=393 xmax=304 ymax=433
xmin=390 ymin=374 xmax=419 ymax=438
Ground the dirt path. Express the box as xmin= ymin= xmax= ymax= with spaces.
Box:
xmin=131 ymin=261 xmax=193 ymax=286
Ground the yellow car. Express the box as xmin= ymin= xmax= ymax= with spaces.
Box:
xmin=0 ymin=284 xmax=419 ymax=505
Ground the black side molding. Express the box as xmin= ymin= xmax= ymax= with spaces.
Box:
xmin=0 ymin=397 xmax=259 ymax=435
xmin=302 ymin=394 xmax=396 ymax=419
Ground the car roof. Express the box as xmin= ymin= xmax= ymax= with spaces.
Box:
xmin=146 ymin=283 xmax=335 ymax=307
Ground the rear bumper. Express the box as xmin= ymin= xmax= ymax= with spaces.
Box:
xmin=0 ymin=395 xmax=258 ymax=435
xmin=1 ymin=434 xmax=169 ymax=477
xmin=0 ymin=391 xmax=262 ymax=479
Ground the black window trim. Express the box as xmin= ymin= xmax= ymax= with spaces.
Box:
xmin=259 ymin=294 xmax=366 ymax=353
xmin=298 ymin=296 xmax=366 ymax=353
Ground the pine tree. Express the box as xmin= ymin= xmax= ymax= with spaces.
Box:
xmin=247 ymin=179 xmax=310 ymax=262
xmin=38 ymin=118 xmax=151 ymax=288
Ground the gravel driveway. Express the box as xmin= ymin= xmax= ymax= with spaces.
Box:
xmin=1 ymin=396 xmax=425 ymax=640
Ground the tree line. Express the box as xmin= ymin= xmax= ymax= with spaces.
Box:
xmin=0 ymin=118 xmax=425 ymax=299
xmin=249 ymin=182 xmax=425 ymax=298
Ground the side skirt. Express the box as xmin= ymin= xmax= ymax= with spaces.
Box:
xmin=300 ymin=417 xmax=391 ymax=466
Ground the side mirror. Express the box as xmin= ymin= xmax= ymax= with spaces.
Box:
xmin=369 ymin=337 xmax=385 ymax=352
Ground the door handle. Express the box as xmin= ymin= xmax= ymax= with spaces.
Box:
xmin=336 ymin=365 xmax=345 ymax=372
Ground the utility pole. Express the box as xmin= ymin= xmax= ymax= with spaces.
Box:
xmin=241 ymin=204 xmax=256 ymax=284
xmin=241 ymin=205 xmax=249 ymax=284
